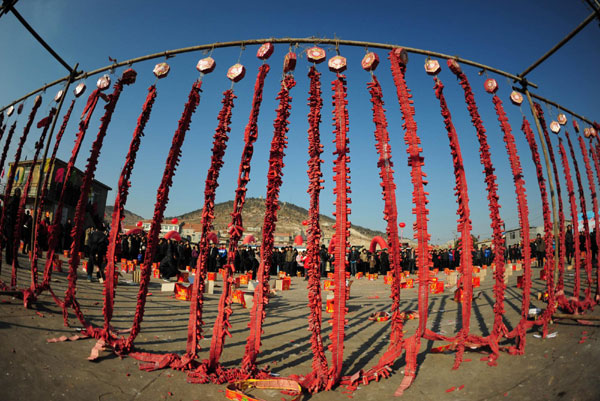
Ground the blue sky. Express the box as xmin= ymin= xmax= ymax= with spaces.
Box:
xmin=1 ymin=0 xmax=599 ymax=244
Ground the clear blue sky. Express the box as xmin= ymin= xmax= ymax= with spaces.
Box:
xmin=1 ymin=0 xmax=599 ymax=244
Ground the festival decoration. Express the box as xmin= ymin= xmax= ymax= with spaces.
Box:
xmin=54 ymin=89 xmax=64 ymax=102
xmin=550 ymin=121 xmax=561 ymax=133
xmin=424 ymin=59 xmax=440 ymax=75
xmin=6 ymin=105 xmax=14 ymax=116
xmin=171 ymin=217 xmax=178 ymax=224
xmin=283 ymin=52 xmax=296 ymax=73
xmin=97 ymin=74 xmax=111 ymax=90
xmin=227 ymin=64 xmax=246 ymax=82
xmin=74 ymin=82 xmax=86 ymax=97
xmin=510 ymin=91 xmax=523 ymax=105
xmin=328 ymin=55 xmax=347 ymax=73
xmin=137 ymin=221 xmax=143 ymax=227
xmin=256 ymin=42 xmax=274 ymax=60
xmin=557 ymin=113 xmax=567 ymax=125
xmin=573 ymin=119 xmax=580 ymax=133
xmin=197 ymin=57 xmax=216 ymax=74
xmin=153 ymin=62 xmax=170 ymax=78
xmin=361 ymin=52 xmax=379 ymax=71
xmin=306 ymin=46 xmax=326 ymax=64
xmin=484 ymin=78 xmax=498 ymax=94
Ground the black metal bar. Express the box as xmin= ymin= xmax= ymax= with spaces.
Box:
xmin=518 ymin=11 xmax=597 ymax=78
xmin=0 ymin=0 xmax=19 ymax=18
xmin=7 ymin=5 xmax=73 ymax=73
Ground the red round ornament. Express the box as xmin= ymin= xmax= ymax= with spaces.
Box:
xmin=171 ymin=218 xmax=178 ymax=224
xmin=510 ymin=91 xmax=523 ymax=105
xmin=306 ymin=46 xmax=326 ymax=64
xmin=283 ymin=52 xmax=297 ymax=73
xmin=54 ymin=89 xmax=64 ymax=103
xmin=361 ymin=52 xmax=379 ymax=71
xmin=424 ymin=59 xmax=441 ymax=75
xmin=584 ymin=128 xmax=591 ymax=138
xmin=484 ymin=78 xmax=498 ymax=94
xmin=256 ymin=42 xmax=274 ymax=60
xmin=153 ymin=62 xmax=170 ymax=79
xmin=227 ymin=63 xmax=246 ymax=82
xmin=136 ymin=221 xmax=143 ymax=228
xmin=196 ymin=57 xmax=216 ymax=74
xmin=590 ymin=127 xmax=598 ymax=138
xmin=557 ymin=113 xmax=567 ymax=125
xmin=446 ymin=58 xmax=461 ymax=74
xmin=96 ymin=74 xmax=111 ymax=91
xmin=74 ymin=82 xmax=86 ymax=98
xmin=550 ymin=121 xmax=560 ymax=134
xmin=328 ymin=55 xmax=347 ymax=73
xmin=399 ymin=222 xmax=406 ymax=228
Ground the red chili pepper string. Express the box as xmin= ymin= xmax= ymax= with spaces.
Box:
xmin=63 ymin=69 xmax=137 ymax=332
xmin=10 ymin=107 xmax=57 ymax=289
xmin=186 ymin=89 xmax=236 ymax=361
xmin=40 ymin=89 xmax=104 ymax=298
xmin=0 ymin=122 xmax=17 ymax=188
xmin=300 ymin=65 xmax=329 ymax=394
xmin=325 ymin=72 xmax=351 ymax=390
xmin=102 ymin=85 xmax=157 ymax=337
xmin=577 ymin=136 xmax=596 ymax=306
xmin=432 ymin=76 xmax=474 ymax=369
xmin=0 ymin=97 xmax=42 ymax=279
xmin=241 ymin=74 xmax=296 ymax=374
xmin=587 ymin=141 xmax=600 ymax=301
xmin=532 ymin=104 xmax=564 ymax=311
xmin=118 ymin=80 xmax=202 ymax=353
xmin=206 ymin=65 xmax=270 ymax=374
xmin=556 ymin=138 xmax=581 ymax=313
xmin=520 ymin=117 xmax=556 ymax=336
xmin=491 ymin=97 xmax=532 ymax=355
xmin=25 ymin=99 xmax=76 ymax=303
xmin=563 ymin=129 xmax=593 ymax=309
xmin=447 ymin=64 xmax=506 ymax=360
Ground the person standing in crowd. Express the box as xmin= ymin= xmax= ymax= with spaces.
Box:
xmin=4 ymin=188 xmax=21 ymax=266
xmin=284 ymin=246 xmax=295 ymax=276
xmin=207 ymin=243 xmax=218 ymax=272
xmin=63 ymin=218 xmax=72 ymax=253
xmin=319 ymin=245 xmax=329 ymax=277
xmin=349 ymin=246 xmax=359 ymax=276
xmin=296 ymin=250 xmax=307 ymax=278
xmin=87 ymin=226 xmax=108 ymax=282
xmin=565 ymin=224 xmax=574 ymax=265
xmin=368 ymin=251 xmax=377 ymax=274
xmin=379 ymin=248 xmax=390 ymax=275
xmin=359 ymin=248 xmax=368 ymax=274
xmin=21 ymin=209 xmax=33 ymax=255
xmin=534 ymin=233 xmax=545 ymax=268
xmin=159 ymin=239 xmax=179 ymax=280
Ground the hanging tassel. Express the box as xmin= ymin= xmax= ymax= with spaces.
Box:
xmin=586 ymin=141 xmax=600 ymax=300
xmin=241 ymin=74 xmax=296 ymax=374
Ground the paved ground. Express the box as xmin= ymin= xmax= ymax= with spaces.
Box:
xmin=1 ymin=254 xmax=599 ymax=401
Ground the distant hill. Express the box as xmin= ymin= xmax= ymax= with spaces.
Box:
xmin=104 ymin=206 xmax=145 ymax=227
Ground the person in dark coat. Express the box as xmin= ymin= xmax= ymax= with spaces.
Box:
xmin=63 ymin=218 xmax=72 ymax=253
xmin=21 ymin=210 xmax=33 ymax=254
xmin=379 ymin=248 xmax=390 ymax=275
xmin=159 ymin=240 xmax=179 ymax=280
xmin=4 ymin=188 xmax=21 ymax=265
xmin=87 ymin=227 xmax=108 ymax=282
xmin=565 ymin=224 xmax=574 ymax=265
xmin=319 ymin=245 xmax=329 ymax=277
xmin=349 ymin=246 xmax=360 ymax=276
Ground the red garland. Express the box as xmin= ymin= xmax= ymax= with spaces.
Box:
xmin=448 ymin=64 xmax=506 ymax=361
xmin=40 ymin=89 xmax=105 ymax=296
xmin=587 ymin=141 xmax=600 ymax=300
xmin=325 ymin=72 xmax=351 ymax=390
xmin=63 ymin=69 xmax=137 ymax=331
xmin=0 ymin=122 xmax=17 ymax=183
xmin=431 ymin=76 xmax=474 ymax=369
xmin=492 ymin=96 xmax=532 ymax=355
xmin=241 ymin=74 xmax=296 ymax=374
xmin=556 ymin=138 xmax=582 ymax=313
xmin=206 ymin=65 xmax=270 ymax=375
xmin=563 ymin=129 xmax=593 ymax=309
xmin=520 ymin=117 xmax=556 ymax=335
xmin=577 ymin=136 xmax=596 ymax=305
xmin=122 ymin=79 xmax=202 ymax=353
xmin=0 ymin=97 xmax=42 ymax=276
xmin=186 ymin=89 xmax=236 ymax=362
xmin=102 ymin=85 xmax=157 ymax=336
xmin=300 ymin=65 xmax=329 ymax=394
xmin=10 ymin=107 xmax=57 ymax=288
xmin=27 ymin=99 xmax=76 ymax=298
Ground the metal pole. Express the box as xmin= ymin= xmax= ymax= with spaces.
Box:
xmin=523 ymin=87 xmax=560 ymax=278
xmin=30 ymin=63 xmax=78 ymax=249
xmin=0 ymin=0 xmax=19 ymax=18
xmin=518 ymin=11 xmax=598 ymax=79
xmin=513 ymin=86 xmax=595 ymax=126
xmin=1 ymin=36 xmax=539 ymax=112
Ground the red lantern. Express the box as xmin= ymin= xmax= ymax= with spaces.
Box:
xmin=361 ymin=52 xmax=379 ymax=71
xmin=510 ymin=91 xmax=523 ymax=106
xmin=171 ymin=218 xmax=178 ymax=224
xmin=136 ymin=221 xmax=143 ymax=227
xmin=283 ymin=52 xmax=297 ymax=73
xmin=153 ymin=62 xmax=170 ymax=79
xmin=256 ymin=42 xmax=274 ymax=60
xmin=424 ymin=59 xmax=441 ymax=75
xmin=227 ymin=63 xmax=246 ymax=82
xmin=550 ymin=121 xmax=561 ymax=134
xmin=557 ymin=113 xmax=567 ymax=125
xmin=74 ymin=82 xmax=86 ymax=98
xmin=197 ymin=57 xmax=216 ymax=74
xmin=484 ymin=78 xmax=498 ymax=94
xmin=301 ymin=219 xmax=309 ymax=226
xmin=96 ymin=74 xmax=111 ymax=91
xmin=399 ymin=222 xmax=406 ymax=228
xmin=306 ymin=46 xmax=326 ymax=64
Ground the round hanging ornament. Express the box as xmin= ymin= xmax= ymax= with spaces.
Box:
xmin=590 ymin=127 xmax=598 ymax=138
xmin=510 ymin=91 xmax=523 ymax=105
xmin=550 ymin=121 xmax=560 ymax=134
xmin=424 ymin=59 xmax=441 ymax=75
xmin=361 ymin=52 xmax=379 ymax=71
xmin=6 ymin=105 xmax=14 ymax=116
xmin=328 ymin=55 xmax=347 ymax=73
xmin=256 ymin=42 xmax=274 ymax=60
xmin=74 ymin=82 xmax=86 ymax=97
xmin=584 ymin=128 xmax=591 ymax=138
xmin=392 ymin=47 xmax=409 ymax=65
xmin=54 ymin=89 xmax=64 ymax=102
xmin=136 ymin=221 xmax=143 ymax=228
xmin=171 ymin=218 xmax=178 ymax=224
xmin=197 ymin=57 xmax=216 ymax=74
xmin=283 ymin=52 xmax=297 ymax=73
xmin=227 ymin=63 xmax=246 ymax=82
xmin=484 ymin=78 xmax=498 ymax=94
xmin=447 ymin=58 xmax=461 ymax=74
xmin=153 ymin=62 xmax=170 ymax=79
xmin=399 ymin=222 xmax=406 ymax=228
xmin=306 ymin=46 xmax=326 ymax=64
xmin=557 ymin=113 xmax=567 ymax=125
xmin=96 ymin=74 xmax=111 ymax=90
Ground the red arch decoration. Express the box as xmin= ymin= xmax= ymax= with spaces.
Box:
xmin=369 ymin=235 xmax=388 ymax=253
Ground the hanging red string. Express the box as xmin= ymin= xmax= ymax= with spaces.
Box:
xmin=241 ymin=74 xmax=296 ymax=375
xmin=520 ymin=117 xmax=556 ymax=336
xmin=0 ymin=96 xmax=42 ymax=280
xmin=493 ymin=97 xmax=532 ymax=355
xmin=10 ymin=107 xmax=57 ymax=289
xmin=62 ymin=69 xmax=137 ymax=331
xmin=120 ymin=79 xmax=203 ymax=354
xmin=207 ymin=64 xmax=270 ymax=375
xmin=556 ymin=137 xmax=582 ymax=313
xmin=587 ymin=141 xmax=600 ymax=300
xmin=186 ymin=89 xmax=236 ymax=363
xmin=0 ymin=122 xmax=17 ymax=183
xmin=40 ymin=88 xmax=106 ymax=298
xmin=26 ymin=99 xmax=76 ymax=303
xmin=102 ymin=85 xmax=157 ymax=337
xmin=563 ymin=129 xmax=594 ymax=309
xmin=300 ymin=65 xmax=329 ymax=394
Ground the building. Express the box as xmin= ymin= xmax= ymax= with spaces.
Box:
xmin=6 ymin=158 xmax=111 ymax=226
xmin=140 ymin=220 xmax=184 ymax=237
